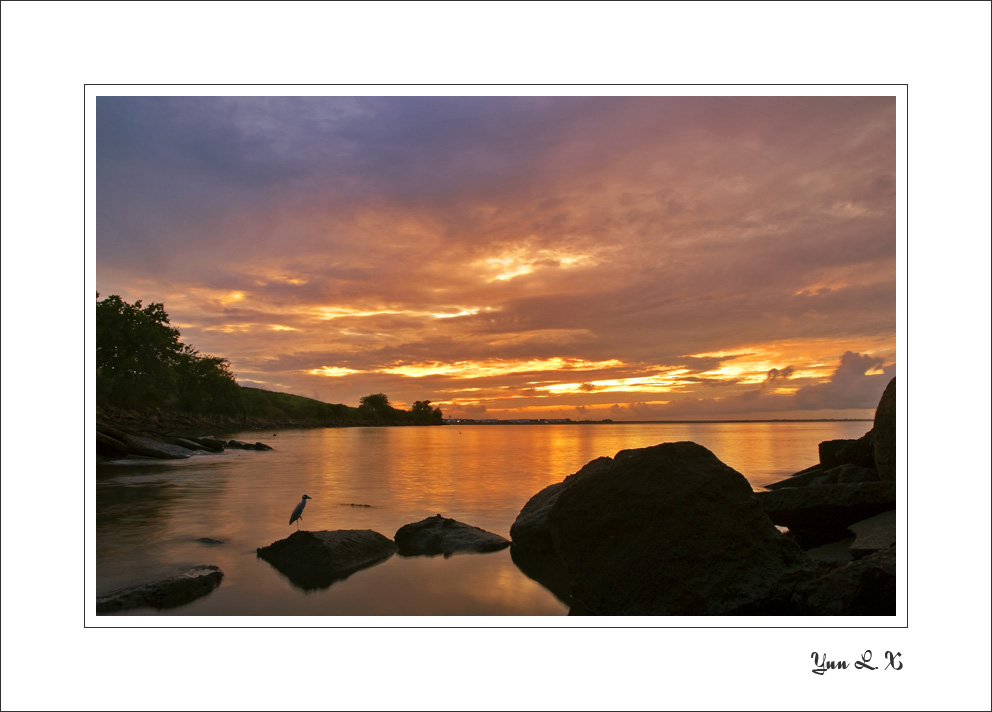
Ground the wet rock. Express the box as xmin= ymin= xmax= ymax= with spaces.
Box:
xmin=96 ymin=565 xmax=223 ymax=613
xmin=196 ymin=537 xmax=225 ymax=545
xmin=873 ymin=377 xmax=897 ymax=481
xmin=848 ymin=510 xmax=896 ymax=559
xmin=796 ymin=546 xmax=896 ymax=615
xmin=256 ymin=529 xmax=397 ymax=590
xmin=394 ymin=514 xmax=510 ymax=556
xmin=513 ymin=442 xmax=813 ymax=615
xmin=756 ymin=482 xmax=896 ymax=549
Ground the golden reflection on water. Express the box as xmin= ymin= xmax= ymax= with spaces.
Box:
xmin=96 ymin=421 xmax=871 ymax=616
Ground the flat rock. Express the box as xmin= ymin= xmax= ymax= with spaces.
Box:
xmin=172 ymin=437 xmax=209 ymax=451
xmin=226 ymin=439 xmax=273 ymax=451
xmin=848 ymin=510 xmax=896 ymax=559
xmin=756 ymin=481 xmax=896 ymax=549
xmin=804 ymin=537 xmax=855 ymax=564
xmin=796 ymin=546 xmax=896 ymax=615
xmin=118 ymin=432 xmax=197 ymax=459
xmin=394 ymin=514 xmax=510 ymax=556
xmin=514 ymin=441 xmax=813 ymax=615
xmin=96 ymin=565 xmax=223 ymax=613
xmin=256 ymin=529 xmax=397 ymax=590
xmin=765 ymin=464 xmax=878 ymax=490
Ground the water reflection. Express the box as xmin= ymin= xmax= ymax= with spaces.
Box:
xmin=95 ymin=421 xmax=869 ymax=615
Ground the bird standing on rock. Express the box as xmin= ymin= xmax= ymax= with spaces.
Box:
xmin=290 ymin=494 xmax=312 ymax=529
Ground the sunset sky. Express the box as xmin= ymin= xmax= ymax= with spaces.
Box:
xmin=95 ymin=94 xmax=897 ymax=420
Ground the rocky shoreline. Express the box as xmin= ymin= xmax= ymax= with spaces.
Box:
xmin=508 ymin=376 xmax=897 ymax=615
xmin=96 ymin=378 xmax=897 ymax=616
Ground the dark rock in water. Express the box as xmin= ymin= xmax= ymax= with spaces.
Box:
xmin=796 ymin=546 xmax=896 ymax=615
xmin=196 ymin=537 xmax=225 ymax=545
xmin=394 ymin=514 xmax=510 ymax=557
xmin=256 ymin=529 xmax=397 ymax=590
xmin=756 ymin=482 xmax=896 ymax=549
xmin=226 ymin=439 xmax=273 ymax=451
xmin=818 ymin=430 xmax=876 ymax=469
xmin=193 ymin=437 xmax=226 ymax=452
xmin=873 ymin=377 xmax=896 ymax=481
xmin=847 ymin=510 xmax=896 ymax=559
xmin=509 ymin=457 xmax=613 ymax=556
xmin=513 ymin=442 xmax=813 ymax=615
xmin=96 ymin=565 xmax=223 ymax=613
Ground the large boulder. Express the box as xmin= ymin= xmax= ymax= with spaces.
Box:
xmin=256 ymin=529 xmax=397 ymax=590
xmin=873 ymin=377 xmax=897 ymax=481
xmin=756 ymin=482 xmax=896 ymax=548
xmin=96 ymin=565 xmax=223 ymax=613
xmin=394 ymin=514 xmax=510 ymax=556
xmin=509 ymin=457 xmax=613 ymax=556
xmin=512 ymin=442 xmax=813 ymax=615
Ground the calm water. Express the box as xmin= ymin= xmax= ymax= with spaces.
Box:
xmin=95 ymin=421 xmax=871 ymax=616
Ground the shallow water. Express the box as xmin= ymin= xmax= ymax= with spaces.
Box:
xmin=94 ymin=421 xmax=871 ymax=616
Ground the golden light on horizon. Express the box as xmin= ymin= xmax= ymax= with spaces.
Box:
xmin=308 ymin=366 xmax=361 ymax=377
xmin=378 ymin=357 xmax=625 ymax=379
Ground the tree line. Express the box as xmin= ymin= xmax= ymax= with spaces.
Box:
xmin=96 ymin=294 xmax=443 ymax=425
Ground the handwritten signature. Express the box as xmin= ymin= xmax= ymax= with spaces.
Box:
xmin=811 ymin=650 xmax=903 ymax=675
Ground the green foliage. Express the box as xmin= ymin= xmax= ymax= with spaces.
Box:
xmin=96 ymin=294 xmax=445 ymax=426
xmin=411 ymin=400 xmax=444 ymax=424
xmin=240 ymin=387 xmax=359 ymax=422
xmin=96 ymin=293 xmax=239 ymax=415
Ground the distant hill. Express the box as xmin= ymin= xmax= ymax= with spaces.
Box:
xmin=240 ymin=386 xmax=361 ymax=424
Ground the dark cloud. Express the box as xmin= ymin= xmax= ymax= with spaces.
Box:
xmin=96 ymin=96 xmax=896 ymax=416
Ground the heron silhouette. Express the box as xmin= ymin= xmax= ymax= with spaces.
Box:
xmin=289 ymin=494 xmax=312 ymax=529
